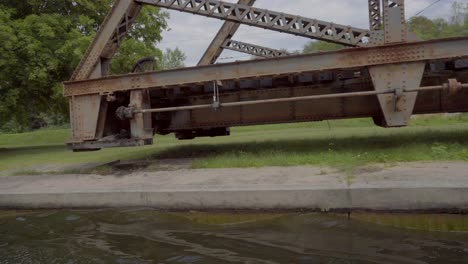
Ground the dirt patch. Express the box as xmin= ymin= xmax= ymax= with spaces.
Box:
xmin=5 ymin=161 xmax=468 ymax=179
xmin=2 ymin=158 xmax=194 ymax=176
xmin=98 ymin=158 xmax=193 ymax=176
xmin=352 ymin=165 xmax=385 ymax=175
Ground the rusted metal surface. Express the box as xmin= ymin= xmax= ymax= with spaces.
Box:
xmin=125 ymin=82 xmax=468 ymax=114
xmin=64 ymin=0 xmax=468 ymax=150
xmin=163 ymin=78 xmax=468 ymax=131
xmin=63 ymin=37 xmax=468 ymax=97
xmin=369 ymin=62 xmax=426 ymax=126
xmin=71 ymin=0 xmax=141 ymax=81
xmin=69 ymin=0 xmax=142 ymax=142
xmin=70 ymin=95 xmax=102 ymax=141
xmin=129 ymin=89 xmax=153 ymax=139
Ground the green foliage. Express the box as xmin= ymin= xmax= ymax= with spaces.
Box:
xmin=303 ymin=41 xmax=344 ymax=53
xmin=1 ymin=117 xmax=468 ymax=173
xmin=302 ymin=2 xmax=468 ymax=54
xmin=111 ymin=38 xmax=164 ymax=75
xmin=111 ymin=42 xmax=187 ymax=74
xmin=160 ymin=47 xmax=187 ymax=70
xmin=0 ymin=1 xmax=171 ymax=132
xmin=407 ymin=2 xmax=467 ymax=40
xmin=111 ymin=6 xmax=169 ymax=74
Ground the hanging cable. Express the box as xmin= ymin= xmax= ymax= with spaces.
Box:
xmin=411 ymin=0 xmax=444 ymax=18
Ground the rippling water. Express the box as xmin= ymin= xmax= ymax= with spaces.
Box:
xmin=0 ymin=210 xmax=467 ymax=263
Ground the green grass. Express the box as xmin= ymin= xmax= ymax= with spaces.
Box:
xmin=1 ymin=115 xmax=468 ymax=174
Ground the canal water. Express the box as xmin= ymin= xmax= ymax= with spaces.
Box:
xmin=0 ymin=210 xmax=467 ymax=263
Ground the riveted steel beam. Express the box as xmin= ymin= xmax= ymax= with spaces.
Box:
xmin=135 ymin=0 xmax=370 ymax=47
xmin=71 ymin=0 xmax=142 ymax=81
xmin=383 ymin=0 xmax=407 ymax=44
xmin=68 ymin=0 xmax=142 ymax=142
xmin=198 ymin=0 xmax=256 ymax=65
xmin=132 ymin=82 xmax=468 ymax=114
xmin=370 ymin=62 xmax=425 ymax=127
xmin=222 ymin=39 xmax=290 ymax=58
xmin=63 ymin=36 xmax=468 ymax=97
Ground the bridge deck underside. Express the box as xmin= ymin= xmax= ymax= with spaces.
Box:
xmin=142 ymin=66 xmax=468 ymax=132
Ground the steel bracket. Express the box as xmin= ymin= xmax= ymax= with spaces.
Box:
xmin=369 ymin=62 xmax=425 ymax=127
xmin=212 ymin=80 xmax=222 ymax=110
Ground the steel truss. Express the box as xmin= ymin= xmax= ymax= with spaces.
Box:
xmin=64 ymin=0 xmax=468 ymax=150
xmin=198 ymin=0 xmax=256 ymax=65
xmin=72 ymin=1 xmax=141 ymax=80
xmin=222 ymin=39 xmax=289 ymax=58
xmin=197 ymin=0 xmax=287 ymax=63
xmin=368 ymin=0 xmax=382 ymax=31
xmin=136 ymin=0 xmax=371 ymax=47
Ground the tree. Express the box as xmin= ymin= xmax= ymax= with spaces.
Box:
xmin=0 ymin=1 xmax=169 ymax=132
xmin=160 ymin=47 xmax=187 ymax=70
xmin=408 ymin=2 xmax=467 ymax=40
xmin=408 ymin=16 xmax=441 ymax=40
xmin=302 ymin=1 xmax=468 ymax=54
xmin=303 ymin=41 xmax=343 ymax=54
xmin=449 ymin=1 xmax=468 ymax=26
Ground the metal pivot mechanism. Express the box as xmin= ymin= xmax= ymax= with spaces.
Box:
xmin=64 ymin=0 xmax=468 ymax=150
xmin=212 ymin=81 xmax=222 ymax=109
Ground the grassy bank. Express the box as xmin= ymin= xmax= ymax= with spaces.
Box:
xmin=1 ymin=115 xmax=468 ymax=174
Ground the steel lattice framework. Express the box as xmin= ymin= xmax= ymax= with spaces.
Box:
xmin=198 ymin=0 xmax=256 ymax=65
xmin=136 ymin=0 xmax=371 ymax=46
xmin=222 ymin=39 xmax=289 ymax=58
xmin=71 ymin=2 xmax=141 ymax=81
xmin=368 ymin=0 xmax=382 ymax=31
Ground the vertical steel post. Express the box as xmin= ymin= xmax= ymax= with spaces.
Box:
xmin=69 ymin=0 xmax=142 ymax=142
xmin=130 ymin=89 xmax=153 ymax=140
xmin=369 ymin=0 xmax=425 ymax=127
xmin=382 ymin=0 xmax=407 ymax=43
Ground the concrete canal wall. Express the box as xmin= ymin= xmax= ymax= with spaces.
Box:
xmin=1 ymin=163 xmax=467 ymax=211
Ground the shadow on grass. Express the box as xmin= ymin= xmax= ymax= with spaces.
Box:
xmin=153 ymin=129 xmax=468 ymax=160
xmin=0 ymin=145 xmax=67 ymax=155
xmin=1 ymin=128 xmax=467 ymax=163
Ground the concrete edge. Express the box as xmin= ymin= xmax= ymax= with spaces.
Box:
xmin=1 ymin=187 xmax=467 ymax=211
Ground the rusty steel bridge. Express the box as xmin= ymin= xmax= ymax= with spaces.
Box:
xmin=63 ymin=0 xmax=468 ymax=151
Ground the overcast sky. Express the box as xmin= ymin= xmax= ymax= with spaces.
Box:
xmin=157 ymin=0 xmax=460 ymax=66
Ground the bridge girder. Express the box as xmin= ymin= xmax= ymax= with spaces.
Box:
xmin=64 ymin=0 xmax=468 ymax=150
